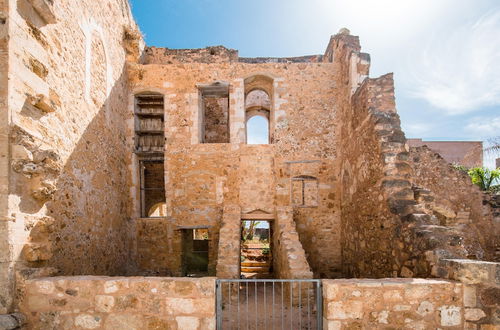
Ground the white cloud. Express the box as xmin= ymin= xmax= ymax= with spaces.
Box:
xmin=410 ymin=10 xmax=500 ymax=114
xmin=465 ymin=116 xmax=500 ymax=136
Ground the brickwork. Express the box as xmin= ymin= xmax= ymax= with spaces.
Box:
xmin=20 ymin=276 xmax=216 ymax=329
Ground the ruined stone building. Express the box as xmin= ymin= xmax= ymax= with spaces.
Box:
xmin=407 ymin=139 xmax=483 ymax=169
xmin=0 ymin=0 xmax=499 ymax=329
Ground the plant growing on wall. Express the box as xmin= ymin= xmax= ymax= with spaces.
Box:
xmin=467 ymin=167 xmax=500 ymax=192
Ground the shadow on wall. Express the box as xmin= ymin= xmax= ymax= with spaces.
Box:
xmin=14 ymin=63 xmax=133 ymax=288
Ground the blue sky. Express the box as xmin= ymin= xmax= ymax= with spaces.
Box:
xmin=130 ymin=0 xmax=500 ymax=167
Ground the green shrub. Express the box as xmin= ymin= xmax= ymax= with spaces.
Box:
xmin=467 ymin=167 xmax=500 ymax=192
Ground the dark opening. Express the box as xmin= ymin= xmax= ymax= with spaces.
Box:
xmin=182 ymin=228 xmax=210 ymax=277
xmin=140 ymin=160 xmax=165 ymax=217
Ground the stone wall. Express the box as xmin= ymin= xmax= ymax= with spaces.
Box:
xmin=434 ymin=259 xmax=500 ymax=327
xmin=0 ymin=0 xmax=10 ymax=314
xmin=408 ymin=139 xmax=483 ymax=168
xmin=128 ymin=60 xmax=344 ymax=277
xmin=20 ymin=276 xmax=216 ymax=329
xmin=340 ymin=72 xmax=415 ymax=278
xmin=2 ymin=0 xmax=141 ymax=313
xmin=410 ymin=146 xmax=498 ymax=261
xmin=323 ymin=278 xmax=464 ymax=329
xmin=142 ymin=46 xmax=238 ymax=64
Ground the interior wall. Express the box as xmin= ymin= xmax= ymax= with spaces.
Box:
xmin=4 ymin=0 xmax=141 ymax=302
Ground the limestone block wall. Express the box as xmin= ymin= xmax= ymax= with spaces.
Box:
xmin=1 ymin=0 xmax=142 ymax=313
xmin=433 ymin=259 xmax=499 ymax=327
xmin=133 ymin=218 xmax=181 ymax=276
xmin=323 ymin=278 xmax=464 ymax=329
xmin=20 ymin=276 xmax=216 ymax=329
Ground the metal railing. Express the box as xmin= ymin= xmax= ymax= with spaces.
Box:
xmin=216 ymin=279 xmax=322 ymax=330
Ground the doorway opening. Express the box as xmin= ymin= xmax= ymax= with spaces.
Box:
xmin=240 ymin=220 xmax=272 ymax=278
xmin=181 ymin=228 xmax=209 ymax=277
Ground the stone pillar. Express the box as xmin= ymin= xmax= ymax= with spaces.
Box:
xmin=215 ymin=205 xmax=241 ymax=279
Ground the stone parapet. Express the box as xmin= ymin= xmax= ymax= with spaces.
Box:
xmin=323 ymin=278 xmax=464 ymax=329
xmin=20 ymin=276 xmax=216 ymax=330
xmin=434 ymin=259 xmax=500 ymax=327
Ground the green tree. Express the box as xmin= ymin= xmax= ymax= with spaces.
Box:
xmin=467 ymin=167 xmax=500 ymax=192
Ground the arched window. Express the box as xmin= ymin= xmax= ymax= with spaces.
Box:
xmin=245 ymin=89 xmax=271 ymax=144
xmin=246 ymin=116 xmax=269 ymax=144
xmin=244 ymin=75 xmax=274 ymax=144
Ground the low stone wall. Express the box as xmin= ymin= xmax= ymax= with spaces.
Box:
xmin=273 ymin=207 xmax=313 ymax=280
xmin=20 ymin=276 xmax=216 ymax=329
xmin=323 ymin=278 xmax=464 ymax=329
xmin=433 ymin=259 xmax=500 ymax=327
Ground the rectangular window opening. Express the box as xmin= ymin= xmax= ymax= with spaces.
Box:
xmin=140 ymin=160 xmax=166 ymax=217
xmin=198 ymin=82 xmax=230 ymax=143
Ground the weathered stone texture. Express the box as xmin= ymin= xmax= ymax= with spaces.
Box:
xmin=142 ymin=46 xmax=238 ymax=65
xmin=0 ymin=0 xmax=10 ymax=314
xmin=128 ymin=61 xmax=343 ymax=277
xmin=1 ymin=0 xmax=141 ymax=313
xmin=20 ymin=276 xmax=216 ymax=329
xmin=408 ymin=139 xmax=483 ymax=168
xmin=410 ymin=146 xmax=498 ymax=261
xmin=323 ymin=278 xmax=464 ymax=329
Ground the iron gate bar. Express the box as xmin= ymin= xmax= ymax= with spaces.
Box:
xmin=216 ymin=279 xmax=322 ymax=330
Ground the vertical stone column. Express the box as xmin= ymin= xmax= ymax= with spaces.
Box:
xmin=229 ymin=79 xmax=244 ymax=144
xmin=215 ymin=205 xmax=241 ymax=279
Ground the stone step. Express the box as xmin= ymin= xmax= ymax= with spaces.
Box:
xmin=241 ymin=267 xmax=270 ymax=273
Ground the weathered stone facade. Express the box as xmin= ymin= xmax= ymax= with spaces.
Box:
xmin=0 ymin=0 xmax=140 ymax=314
xmin=323 ymin=278 xmax=465 ymax=329
xmin=0 ymin=0 xmax=499 ymax=328
xmin=20 ymin=276 xmax=216 ymax=329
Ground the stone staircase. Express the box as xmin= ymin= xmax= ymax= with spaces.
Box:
xmin=274 ymin=207 xmax=313 ymax=279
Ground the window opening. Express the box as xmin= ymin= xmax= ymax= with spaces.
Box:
xmin=198 ymin=82 xmax=230 ymax=143
xmin=140 ymin=160 xmax=165 ymax=218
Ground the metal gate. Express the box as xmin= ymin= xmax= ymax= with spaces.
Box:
xmin=216 ymin=279 xmax=322 ymax=330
